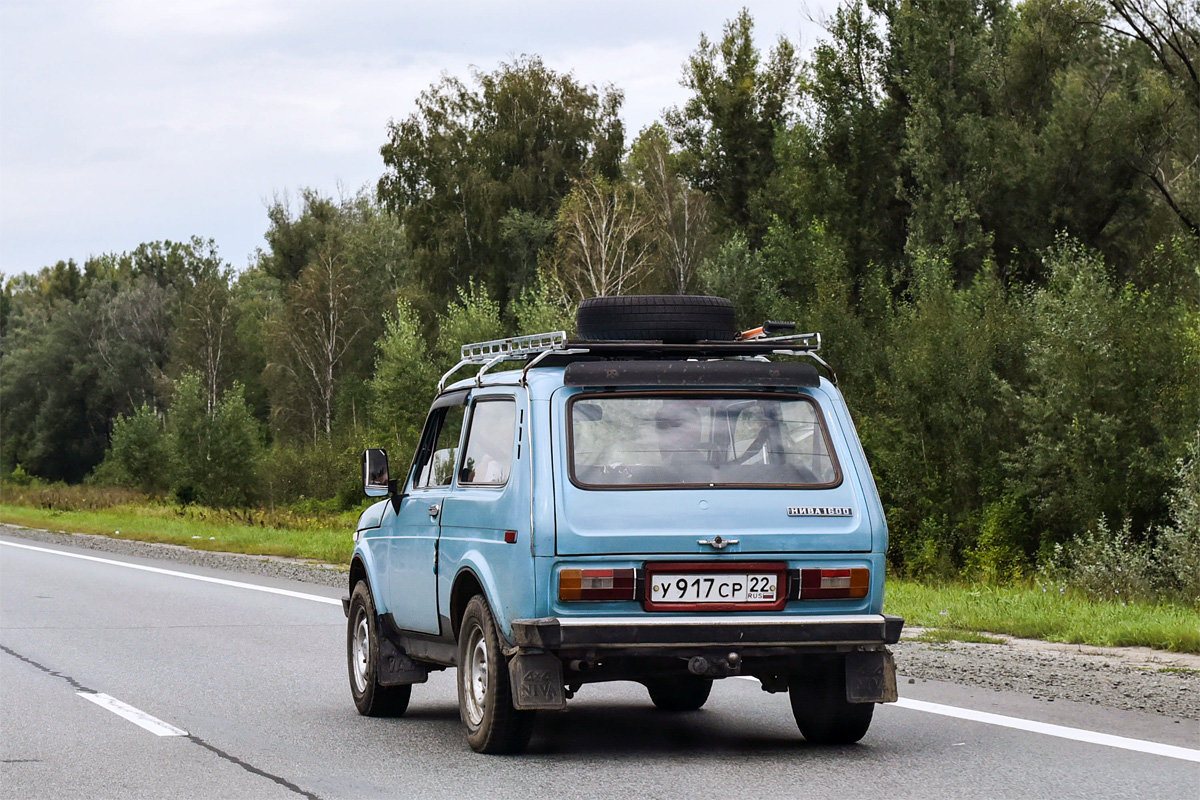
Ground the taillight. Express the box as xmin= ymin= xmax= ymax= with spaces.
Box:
xmin=799 ymin=568 xmax=869 ymax=599
xmin=559 ymin=568 xmax=636 ymax=601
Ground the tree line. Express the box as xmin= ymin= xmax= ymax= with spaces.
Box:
xmin=2 ymin=0 xmax=1197 ymax=589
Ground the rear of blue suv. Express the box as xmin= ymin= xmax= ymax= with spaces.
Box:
xmin=346 ymin=296 xmax=902 ymax=754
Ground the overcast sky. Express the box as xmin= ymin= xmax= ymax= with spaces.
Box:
xmin=0 ymin=1 xmax=839 ymax=276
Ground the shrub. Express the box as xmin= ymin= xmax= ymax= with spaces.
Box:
xmin=1053 ymin=518 xmax=1158 ymax=604
xmin=1154 ymin=439 xmax=1200 ymax=607
xmin=8 ymin=464 xmax=33 ymax=487
xmin=257 ymin=440 xmax=357 ymax=508
xmin=100 ymin=404 xmax=171 ymax=494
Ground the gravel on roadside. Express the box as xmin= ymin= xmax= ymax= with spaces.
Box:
xmin=4 ymin=522 xmax=1198 ymax=721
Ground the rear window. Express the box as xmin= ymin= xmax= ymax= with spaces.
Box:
xmin=569 ymin=393 xmax=840 ymax=488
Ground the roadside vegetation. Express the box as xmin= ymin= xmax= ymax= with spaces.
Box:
xmin=888 ymin=581 xmax=1199 ymax=654
xmin=0 ymin=485 xmax=355 ymax=565
xmin=2 ymin=4 xmax=1197 ymax=637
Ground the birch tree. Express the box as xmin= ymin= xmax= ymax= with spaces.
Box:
xmin=552 ymin=176 xmax=654 ymax=299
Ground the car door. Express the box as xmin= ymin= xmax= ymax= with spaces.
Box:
xmin=384 ymin=391 xmax=467 ymax=635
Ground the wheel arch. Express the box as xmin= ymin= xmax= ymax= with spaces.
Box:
xmin=349 ymin=544 xmax=385 ymax=615
xmin=449 ymin=567 xmax=486 ymax=641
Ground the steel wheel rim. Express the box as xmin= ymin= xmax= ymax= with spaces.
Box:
xmin=352 ymin=613 xmax=369 ymax=694
xmin=463 ymin=623 xmax=488 ymax=726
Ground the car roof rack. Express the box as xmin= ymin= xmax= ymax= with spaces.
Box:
xmin=438 ymin=330 xmax=829 ymax=391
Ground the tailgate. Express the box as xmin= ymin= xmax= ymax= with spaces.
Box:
xmin=553 ymin=483 xmax=872 ymax=556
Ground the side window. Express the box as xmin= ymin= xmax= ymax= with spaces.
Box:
xmin=459 ymin=400 xmax=516 ymax=486
xmin=413 ymin=404 xmax=466 ymax=489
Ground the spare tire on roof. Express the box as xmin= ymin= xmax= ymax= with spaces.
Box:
xmin=576 ymin=295 xmax=737 ymax=343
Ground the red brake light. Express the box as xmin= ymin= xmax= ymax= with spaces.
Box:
xmin=559 ymin=568 xmax=636 ymax=601
xmin=799 ymin=568 xmax=869 ymax=599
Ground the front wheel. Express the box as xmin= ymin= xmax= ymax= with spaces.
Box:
xmin=788 ymin=657 xmax=873 ymax=744
xmin=347 ymin=581 xmax=412 ymax=717
xmin=457 ymin=595 xmax=536 ymax=754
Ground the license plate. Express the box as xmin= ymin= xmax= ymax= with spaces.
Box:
xmin=649 ymin=573 xmax=779 ymax=604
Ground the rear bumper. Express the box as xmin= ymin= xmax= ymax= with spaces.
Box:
xmin=510 ymin=613 xmax=903 ymax=654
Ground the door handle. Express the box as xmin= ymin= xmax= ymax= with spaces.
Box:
xmin=428 ymin=504 xmax=441 ymax=518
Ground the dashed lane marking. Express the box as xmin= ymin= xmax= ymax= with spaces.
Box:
xmin=77 ymin=692 xmax=188 ymax=737
xmin=0 ymin=540 xmax=341 ymax=606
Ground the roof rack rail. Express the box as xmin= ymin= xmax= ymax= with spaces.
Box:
xmin=437 ymin=329 xmax=827 ymax=392
xmin=460 ymin=331 xmax=568 ymax=363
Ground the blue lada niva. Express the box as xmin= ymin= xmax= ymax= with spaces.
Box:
xmin=345 ymin=295 xmax=902 ymax=753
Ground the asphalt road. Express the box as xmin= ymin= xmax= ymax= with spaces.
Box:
xmin=2 ymin=534 xmax=1197 ymax=800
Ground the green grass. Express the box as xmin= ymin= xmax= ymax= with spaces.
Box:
xmin=886 ymin=580 xmax=1200 ymax=654
xmin=0 ymin=503 xmax=355 ymax=565
xmin=911 ymin=628 xmax=1007 ymax=645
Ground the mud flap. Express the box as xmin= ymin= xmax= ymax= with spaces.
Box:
xmin=845 ymin=648 xmax=898 ymax=703
xmin=378 ymin=638 xmax=429 ymax=686
xmin=509 ymin=653 xmax=566 ymax=710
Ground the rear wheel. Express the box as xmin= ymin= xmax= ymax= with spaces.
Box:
xmin=645 ymin=676 xmax=713 ymax=711
xmin=788 ymin=657 xmax=873 ymax=744
xmin=347 ymin=581 xmax=412 ymax=717
xmin=457 ymin=595 xmax=536 ymax=754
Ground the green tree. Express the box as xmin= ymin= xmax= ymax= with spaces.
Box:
xmin=378 ymin=56 xmax=625 ymax=309
xmin=629 ymin=124 xmax=715 ymax=293
xmin=434 ymin=283 xmax=506 ymax=368
xmin=1008 ymin=236 xmax=1199 ymax=550
xmin=261 ymin=190 xmax=401 ymax=443
xmin=665 ymin=8 xmax=799 ymax=236
xmin=369 ymin=299 xmax=440 ymax=460
xmin=170 ymin=372 xmax=261 ymax=507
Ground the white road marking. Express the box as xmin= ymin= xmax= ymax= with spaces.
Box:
xmin=892 ymin=697 xmax=1200 ymax=763
xmin=0 ymin=540 xmax=341 ymax=606
xmin=77 ymin=692 xmax=188 ymax=737
xmin=735 ymin=675 xmax=1200 ymax=762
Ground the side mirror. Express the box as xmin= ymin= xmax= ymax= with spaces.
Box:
xmin=363 ymin=448 xmax=390 ymax=497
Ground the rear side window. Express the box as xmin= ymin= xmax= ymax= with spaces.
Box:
xmin=459 ymin=400 xmax=516 ymax=486
xmin=569 ymin=393 xmax=839 ymax=488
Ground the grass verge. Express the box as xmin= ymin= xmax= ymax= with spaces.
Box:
xmin=886 ymin=580 xmax=1200 ymax=654
xmin=0 ymin=503 xmax=355 ymax=565
xmin=910 ymin=628 xmax=1007 ymax=645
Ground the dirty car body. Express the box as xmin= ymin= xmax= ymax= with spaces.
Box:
xmin=346 ymin=299 xmax=902 ymax=753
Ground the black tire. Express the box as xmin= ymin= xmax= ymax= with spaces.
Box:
xmin=788 ymin=657 xmax=873 ymax=744
xmin=576 ymin=295 xmax=737 ymax=343
xmin=457 ymin=595 xmax=536 ymax=754
xmin=347 ymin=581 xmax=412 ymax=717
xmin=645 ymin=676 xmax=713 ymax=711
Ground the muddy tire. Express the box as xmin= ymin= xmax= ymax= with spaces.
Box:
xmin=788 ymin=657 xmax=873 ymax=744
xmin=457 ymin=595 xmax=536 ymax=754
xmin=347 ymin=581 xmax=412 ymax=717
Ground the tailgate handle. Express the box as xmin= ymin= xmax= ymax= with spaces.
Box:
xmin=698 ymin=536 xmax=738 ymax=550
